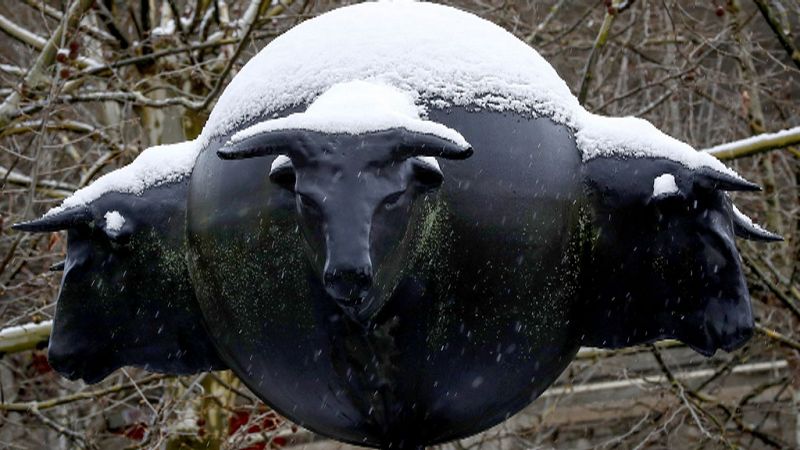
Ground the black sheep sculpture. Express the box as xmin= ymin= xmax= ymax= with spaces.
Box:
xmin=15 ymin=2 xmax=781 ymax=448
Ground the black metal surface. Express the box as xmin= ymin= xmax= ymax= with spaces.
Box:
xmin=16 ymin=180 xmax=225 ymax=382
xmin=187 ymin=108 xmax=588 ymax=447
xmin=579 ymin=157 xmax=756 ymax=356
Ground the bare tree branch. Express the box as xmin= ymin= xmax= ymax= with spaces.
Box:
xmin=705 ymin=125 xmax=800 ymax=159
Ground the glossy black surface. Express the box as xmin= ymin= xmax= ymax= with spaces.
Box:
xmin=16 ymin=181 xmax=225 ymax=382
xmin=580 ymin=157 xmax=755 ymax=356
xmin=188 ymin=108 xmax=588 ymax=447
xmin=217 ymin=128 xmax=472 ymax=320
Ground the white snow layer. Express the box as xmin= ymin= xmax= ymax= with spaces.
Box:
xmin=202 ymin=1 xmax=580 ymax=143
xmin=49 ymin=1 xmax=749 ymax=211
xmin=204 ymin=1 xmax=743 ymax=177
xmin=230 ymin=81 xmax=470 ymax=149
xmin=270 ymin=155 xmax=292 ymax=173
xmin=575 ymin=113 xmax=742 ymax=178
xmin=652 ymin=173 xmax=679 ymax=198
xmin=703 ymin=125 xmax=800 ymax=155
xmin=46 ymin=140 xmax=198 ymax=216
xmin=151 ymin=19 xmax=176 ymax=37
xmin=104 ymin=210 xmax=125 ymax=232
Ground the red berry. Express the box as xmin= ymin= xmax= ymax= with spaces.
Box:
xmin=228 ymin=410 xmax=250 ymax=435
xmin=56 ymin=51 xmax=68 ymax=63
xmin=59 ymin=68 xmax=70 ymax=79
xmin=123 ymin=424 xmax=146 ymax=441
xmin=31 ymin=352 xmax=52 ymax=374
xmin=68 ymin=42 xmax=79 ymax=59
xmin=715 ymin=6 xmax=724 ymax=16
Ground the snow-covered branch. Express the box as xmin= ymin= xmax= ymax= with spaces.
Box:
xmin=0 ymin=12 xmax=47 ymax=49
xmin=19 ymin=0 xmax=117 ymax=46
xmin=0 ymin=372 xmax=168 ymax=411
xmin=0 ymin=320 xmax=52 ymax=354
xmin=704 ymin=126 xmax=800 ymax=160
xmin=1 ymin=165 xmax=76 ymax=198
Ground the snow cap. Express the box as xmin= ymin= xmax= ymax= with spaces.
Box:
xmin=39 ymin=1 xmax=761 ymax=223
xmin=229 ymin=80 xmax=470 ymax=150
xmin=575 ymin=113 xmax=746 ymax=180
xmin=45 ymin=140 xmax=199 ymax=217
xmin=201 ymin=1 xmax=580 ymax=144
xmin=204 ymin=1 xmax=743 ymax=181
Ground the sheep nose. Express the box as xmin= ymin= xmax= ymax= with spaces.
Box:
xmin=323 ymin=266 xmax=373 ymax=306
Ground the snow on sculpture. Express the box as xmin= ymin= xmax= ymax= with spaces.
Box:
xmin=228 ymin=80 xmax=471 ymax=150
xmin=102 ymin=210 xmax=125 ymax=233
xmin=652 ymin=173 xmax=679 ymax=198
xmin=15 ymin=1 xmax=780 ymax=448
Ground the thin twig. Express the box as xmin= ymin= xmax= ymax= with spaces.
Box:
xmin=0 ymin=374 xmax=169 ymax=411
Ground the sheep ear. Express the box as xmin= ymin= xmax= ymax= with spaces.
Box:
xmin=268 ymin=155 xmax=295 ymax=191
xmin=649 ymin=173 xmax=684 ymax=202
xmin=411 ymin=157 xmax=444 ymax=190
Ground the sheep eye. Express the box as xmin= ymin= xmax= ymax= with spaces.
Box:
xmin=383 ymin=191 xmax=404 ymax=210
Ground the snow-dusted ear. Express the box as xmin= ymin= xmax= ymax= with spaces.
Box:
xmin=651 ymin=173 xmax=681 ymax=200
xmin=411 ymin=156 xmax=444 ymax=190
xmin=270 ymin=154 xmax=292 ymax=173
xmin=102 ymin=210 xmax=130 ymax=241
xmin=268 ymin=155 xmax=295 ymax=191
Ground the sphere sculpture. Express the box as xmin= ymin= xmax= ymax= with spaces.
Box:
xmin=15 ymin=2 xmax=780 ymax=448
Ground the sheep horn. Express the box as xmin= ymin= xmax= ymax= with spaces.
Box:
xmin=731 ymin=206 xmax=782 ymax=242
xmin=217 ymin=130 xmax=298 ymax=160
xmin=12 ymin=207 xmax=92 ymax=232
xmin=696 ymin=168 xmax=760 ymax=192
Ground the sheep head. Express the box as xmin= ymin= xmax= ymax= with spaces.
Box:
xmin=218 ymin=128 xmax=472 ymax=321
